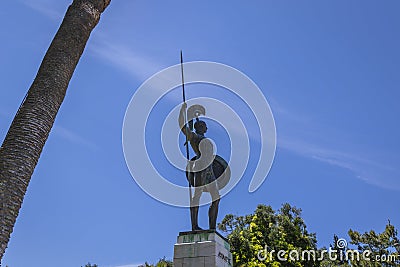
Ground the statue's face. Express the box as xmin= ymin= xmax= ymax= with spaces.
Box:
xmin=195 ymin=121 xmax=207 ymax=134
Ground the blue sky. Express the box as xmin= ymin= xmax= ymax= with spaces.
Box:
xmin=1 ymin=1 xmax=399 ymax=266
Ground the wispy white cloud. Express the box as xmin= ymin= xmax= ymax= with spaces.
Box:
xmin=52 ymin=125 xmax=99 ymax=151
xmin=274 ymin=102 xmax=400 ymax=191
xmin=279 ymin=135 xmax=400 ymax=191
xmin=90 ymin=36 xmax=166 ymax=82
xmin=20 ymin=0 xmax=63 ymax=21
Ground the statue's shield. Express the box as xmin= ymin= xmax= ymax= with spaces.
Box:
xmin=186 ymin=155 xmax=231 ymax=191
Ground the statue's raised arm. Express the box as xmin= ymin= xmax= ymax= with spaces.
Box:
xmin=178 ymin=103 xmax=194 ymax=141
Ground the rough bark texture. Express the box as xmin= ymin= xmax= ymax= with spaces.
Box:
xmin=0 ymin=0 xmax=111 ymax=262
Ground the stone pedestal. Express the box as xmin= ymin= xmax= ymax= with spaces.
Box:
xmin=173 ymin=230 xmax=232 ymax=267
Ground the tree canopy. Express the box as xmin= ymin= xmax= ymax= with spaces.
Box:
xmin=218 ymin=203 xmax=318 ymax=267
xmin=218 ymin=204 xmax=399 ymax=267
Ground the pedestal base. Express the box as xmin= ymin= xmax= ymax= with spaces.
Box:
xmin=173 ymin=230 xmax=232 ymax=267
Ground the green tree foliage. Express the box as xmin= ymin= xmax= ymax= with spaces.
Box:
xmin=218 ymin=203 xmax=318 ymax=267
xmin=142 ymin=204 xmax=399 ymax=267
xmin=348 ymin=221 xmax=399 ymax=267
xmin=140 ymin=257 xmax=173 ymax=267
xmin=319 ymin=235 xmax=350 ymax=267
xmin=318 ymin=222 xmax=399 ymax=267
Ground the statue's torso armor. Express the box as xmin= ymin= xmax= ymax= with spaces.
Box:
xmin=189 ymin=133 xmax=203 ymax=157
xmin=189 ymin=133 xmax=215 ymax=185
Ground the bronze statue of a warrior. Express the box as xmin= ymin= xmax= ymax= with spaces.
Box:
xmin=179 ymin=103 xmax=220 ymax=230
xmin=178 ymin=52 xmax=230 ymax=231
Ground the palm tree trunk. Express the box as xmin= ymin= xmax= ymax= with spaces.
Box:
xmin=0 ymin=0 xmax=111 ymax=261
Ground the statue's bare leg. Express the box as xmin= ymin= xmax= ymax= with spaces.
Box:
xmin=191 ymin=187 xmax=203 ymax=231
xmin=208 ymin=182 xmax=220 ymax=230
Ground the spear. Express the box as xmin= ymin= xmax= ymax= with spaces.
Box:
xmin=180 ymin=51 xmax=193 ymax=207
